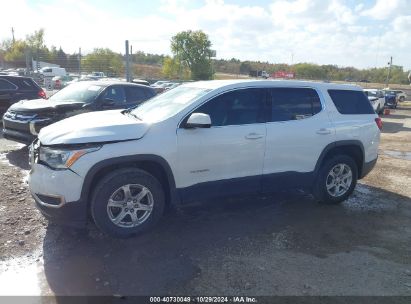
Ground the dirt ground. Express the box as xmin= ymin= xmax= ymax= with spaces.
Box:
xmin=0 ymin=105 xmax=410 ymax=298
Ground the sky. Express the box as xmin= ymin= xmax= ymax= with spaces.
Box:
xmin=1 ymin=0 xmax=411 ymax=70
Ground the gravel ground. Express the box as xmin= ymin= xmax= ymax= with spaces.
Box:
xmin=0 ymin=105 xmax=410 ymax=298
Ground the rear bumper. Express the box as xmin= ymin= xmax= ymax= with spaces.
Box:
xmin=360 ymin=157 xmax=377 ymax=179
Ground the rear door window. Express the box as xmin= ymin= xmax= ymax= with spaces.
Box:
xmin=102 ymin=86 xmax=126 ymax=104
xmin=328 ymin=90 xmax=374 ymax=114
xmin=269 ymin=88 xmax=322 ymax=122
xmin=125 ymin=86 xmax=147 ymax=103
xmin=0 ymin=79 xmax=17 ymax=91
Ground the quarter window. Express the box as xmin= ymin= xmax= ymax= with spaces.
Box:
xmin=194 ymin=88 xmax=266 ymax=126
xmin=328 ymin=90 xmax=374 ymax=115
xmin=269 ymin=88 xmax=322 ymax=122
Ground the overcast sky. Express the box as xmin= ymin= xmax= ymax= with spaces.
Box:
xmin=2 ymin=0 xmax=411 ymax=70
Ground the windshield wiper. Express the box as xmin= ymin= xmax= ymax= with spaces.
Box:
xmin=123 ymin=110 xmax=141 ymax=120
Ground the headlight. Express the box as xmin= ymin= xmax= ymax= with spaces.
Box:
xmin=39 ymin=146 xmax=101 ymax=169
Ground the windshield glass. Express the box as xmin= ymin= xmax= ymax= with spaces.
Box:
xmin=131 ymin=86 xmax=211 ymax=122
xmin=49 ymin=82 xmax=104 ymax=103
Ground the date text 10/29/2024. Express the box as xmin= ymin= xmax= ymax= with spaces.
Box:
xmin=150 ymin=297 xmax=257 ymax=303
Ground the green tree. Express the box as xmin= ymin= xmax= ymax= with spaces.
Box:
xmin=239 ymin=62 xmax=252 ymax=74
xmin=56 ymin=47 xmax=68 ymax=68
xmin=82 ymin=48 xmax=123 ymax=76
xmin=162 ymin=56 xmax=190 ymax=79
xmin=3 ymin=39 xmax=27 ymax=62
xmin=171 ymin=30 xmax=214 ymax=80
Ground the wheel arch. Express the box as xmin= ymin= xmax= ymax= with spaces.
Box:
xmin=81 ymin=155 xmax=180 ymax=209
xmin=314 ymin=140 xmax=365 ymax=179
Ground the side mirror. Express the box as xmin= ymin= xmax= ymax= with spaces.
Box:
xmin=185 ymin=113 xmax=211 ymax=129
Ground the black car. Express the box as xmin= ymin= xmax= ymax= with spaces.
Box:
xmin=383 ymin=90 xmax=398 ymax=109
xmin=0 ymin=75 xmax=46 ymax=117
xmin=2 ymin=81 xmax=155 ymax=144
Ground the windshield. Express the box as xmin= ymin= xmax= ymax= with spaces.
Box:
xmin=49 ymin=82 xmax=104 ymax=103
xmin=131 ymin=86 xmax=211 ymax=122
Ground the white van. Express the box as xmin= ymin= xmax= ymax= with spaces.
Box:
xmin=39 ymin=67 xmax=67 ymax=78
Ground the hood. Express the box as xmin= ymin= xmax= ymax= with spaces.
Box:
xmin=38 ymin=110 xmax=151 ymax=145
xmin=9 ymin=99 xmax=84 ymax=113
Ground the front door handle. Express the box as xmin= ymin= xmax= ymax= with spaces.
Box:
xmin=316 ymin=128 xmax=332 ymax=135
xmin=245 ymin=133 xmax=264 ymax=139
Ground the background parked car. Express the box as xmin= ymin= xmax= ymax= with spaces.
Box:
xmin=38 ymin=67 xmax=67 ymax=78
xmin=363 ymin=89 xmax=385 ymax=114
xmin=151 ymin=81 xmax=181 ymax=93
xmin=132 ymin=79 xmax=150 ymax=86
xmin=0 ymin=75 xmax=46 ymax=117
xmin=2 ymin=81 xmax=155 ymax=144
xmin=89 ymin=71 xmax=106 ymax=78
xmin=383 ymin=90 xmax=398 ymax=108
xmin=393 ymin=90 xmax=407 ymax=102
xmin=53 ymin=75 xmax=78 ymax=89
xmin=163 ymin=82 xmax=181 ymax=91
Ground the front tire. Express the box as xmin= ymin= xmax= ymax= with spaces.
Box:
xmin=91 ymin=168 xmax=165 ymax=238
xmin=313 ymin=155 xmax=358 ymax=204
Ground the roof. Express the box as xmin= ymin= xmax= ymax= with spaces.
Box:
xmin=0 ymin=75 xmax=33 ymax=80
xmin=181 ymin=79 xmax=363 ymax=91
xmin=73 ymin=80 xmax=153 ymax=89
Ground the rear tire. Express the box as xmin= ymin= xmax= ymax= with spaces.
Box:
xmin=91 ymin=168 xmax=165 ymax=238
xmin=313 ymin=155 xmax=358 ymax=204
xmin=399 ymin=96 xmax=405 ymax=102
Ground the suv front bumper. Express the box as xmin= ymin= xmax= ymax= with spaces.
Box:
xmin=29 ymin=163 xmax=88 ymax=227
xmin=3 ymin=115 xmax=52 ymax=144
xmin=3 ymin=127 xmax=36 ymax=144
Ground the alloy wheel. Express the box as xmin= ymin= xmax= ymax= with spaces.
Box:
xmin=106 ymin=184 xmax=154 ymax=228
xmin=326 ymin=163 xmax=353 ymax=197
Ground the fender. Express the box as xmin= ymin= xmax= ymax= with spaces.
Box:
xmin=80 ymin=154 xmax=180 ymax=206
xmin=314 ymin=140 xmax=365 ymax=176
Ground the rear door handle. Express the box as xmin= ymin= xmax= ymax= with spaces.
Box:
xmin=316 ymin=128 xmax=332 ymax=135
xmin=245 ymin=133 xmax=264 ymax=139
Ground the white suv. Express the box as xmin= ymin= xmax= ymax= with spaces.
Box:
xmin=29 ymin=80 xmax=381 ymax=237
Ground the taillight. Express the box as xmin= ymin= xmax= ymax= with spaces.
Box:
xmin=38 ymin=89 xmax=46 ymax=99
xmin=375 ymin=117 xmax=383 ymax=131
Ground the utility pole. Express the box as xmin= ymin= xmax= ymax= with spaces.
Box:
xmin=11 ymin=27 xmax=15 ymax=44
xmin=385 ymin=56 xmax=392 ymax=88
xmin=78 ymin=47 xmax=81 ymax=78
xmin=25 ymin=48 xmax=30 ymax=74
xmin=130 ymin=45 xmax=133 ymax=80
xmin=125 ymin=40 xmax=130 ymax=82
